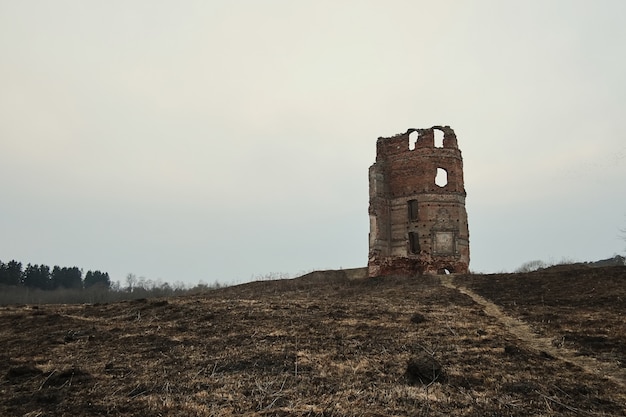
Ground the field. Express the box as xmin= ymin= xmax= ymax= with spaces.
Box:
xmin=1 ymin=265 xmax=625 ymax=416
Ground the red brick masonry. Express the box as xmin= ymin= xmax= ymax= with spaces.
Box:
xmin=368 ymin=126 xmax=469 ymax=277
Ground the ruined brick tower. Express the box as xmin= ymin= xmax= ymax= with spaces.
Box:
xmin=368 ymin=126 xmax=469 ymax=277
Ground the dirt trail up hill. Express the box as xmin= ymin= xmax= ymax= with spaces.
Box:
xmin=441 ymin=274 xmax=626 ymax=388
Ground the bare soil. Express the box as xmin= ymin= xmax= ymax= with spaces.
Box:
xmin=1 ymin=266 xmax=625 ymax=416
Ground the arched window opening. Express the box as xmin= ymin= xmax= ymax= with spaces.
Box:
xmin=408 ymin=131 xmax=418 ymax=150
xmin=434 ymin=129 xmax=444 ymax=148
xmin=435 ymin=168 xmax=448 ymax=187
xmin=438 ymin=268 xmax=452 ymax=275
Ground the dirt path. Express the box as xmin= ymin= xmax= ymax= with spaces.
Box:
xmin=439 ymin=275 xmax=626 ymax=388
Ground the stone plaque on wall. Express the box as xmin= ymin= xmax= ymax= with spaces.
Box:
xmin=434 ymin=231 xmax=454 ymax=254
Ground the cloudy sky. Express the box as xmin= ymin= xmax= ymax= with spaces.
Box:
xmin=1 ymin=1 xmax=625 ymax=286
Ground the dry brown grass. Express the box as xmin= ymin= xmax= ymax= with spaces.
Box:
xmin=1 ymin=267 xmax=625 ymax=416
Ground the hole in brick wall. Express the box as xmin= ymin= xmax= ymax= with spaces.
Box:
xmin=435 ymin=168 xmax=448 ymax=187
xmin=409 ymin=131 xmax=418 ymax=150
xmin=434 ymin=129 xmax=444 ymax=148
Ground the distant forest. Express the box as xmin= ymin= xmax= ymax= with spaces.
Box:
xmin=0 ymin=260 xmax=109 ymax=290
xmin=0 ymin=259 xmax=219 ymax=305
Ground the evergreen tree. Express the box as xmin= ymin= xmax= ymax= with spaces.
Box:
xmin=7 ymin=260 xmax=23 ymax=286
xmin=51 ymin=266 xmax=83 ymax=289
xmin=0 ymin=260 xmax=22 ymax=286
xmin=84 ymin=270 xmax=110 ymax=289
xmin=23 ymin=264 xmax=51 ymax=290
xmin=0 ymin=260 xmax=6 ymax=285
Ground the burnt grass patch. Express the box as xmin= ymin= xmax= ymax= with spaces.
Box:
xmin=0 ymin=268 xmax=625 ymax=416
xmin=459 ymin=265 xmax=626 ymax=369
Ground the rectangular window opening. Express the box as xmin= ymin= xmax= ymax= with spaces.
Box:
xmin=408 ymin=200 xmax=419 ymax=221
xmin=409 ymin=232 xmax=420 ymax=254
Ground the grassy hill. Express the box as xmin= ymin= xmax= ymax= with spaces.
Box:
xmin=1 ymin=265 xmax=625 ymax=416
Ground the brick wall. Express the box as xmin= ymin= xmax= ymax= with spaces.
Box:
xmin=368 ymin=126 xmax=470 ymax=276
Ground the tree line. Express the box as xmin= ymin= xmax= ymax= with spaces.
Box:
xmin=0 ymin=259 xmax=226 ymax=305
xmin=0 ymin=259 xmax=110 ymax=290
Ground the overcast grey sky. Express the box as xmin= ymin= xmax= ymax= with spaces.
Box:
xmin=1 ymin=1 xmax=625 ymax=286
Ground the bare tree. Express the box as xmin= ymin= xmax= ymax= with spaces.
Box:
xmin=126 ymin=273 xmax=137 ymax=292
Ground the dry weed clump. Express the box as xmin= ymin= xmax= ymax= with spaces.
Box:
xmin=410 ymin=312 xmax=427 ymax=324
xmin=406 ymin=352 xmax=446 ymax=385
xmin=0 ymin=267 xmax=625 ymax=415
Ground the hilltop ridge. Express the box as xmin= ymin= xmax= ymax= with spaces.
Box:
xmin=1 ymin=265 xmax=625 ymax=416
